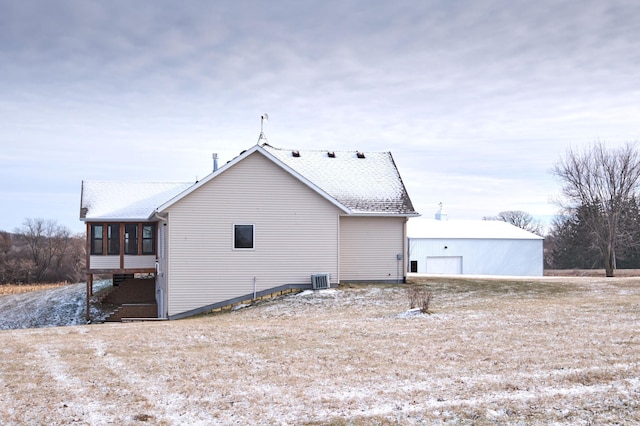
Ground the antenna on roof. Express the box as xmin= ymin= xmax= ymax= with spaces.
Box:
xmin=257 ymin=113 xmax=269 ymax=145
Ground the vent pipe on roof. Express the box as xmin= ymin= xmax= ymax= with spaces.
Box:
xmin=435 ymin=202 xmax=448 ymax=221
xmin=213 ymin=153 xmax=219 ymax=172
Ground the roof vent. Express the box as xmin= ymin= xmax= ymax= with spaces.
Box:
xmin=356 ymin=152 xmax=365 ymax=159
xmin=327 ymin=151 xmax=335 ymax=158
xmin=292 ymin=150 xmax=300 ymax=157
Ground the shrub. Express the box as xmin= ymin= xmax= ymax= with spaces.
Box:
xmin=407 ymin=284 xmax=433 ymax=314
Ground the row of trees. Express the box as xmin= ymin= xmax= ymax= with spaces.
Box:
xmin=545 ymin=199 xmax=640 ymax=270
xmin=548 ymin=142 xmax=640 ymax=276
xmin=0 ymin=219 xmax=85 ymax=284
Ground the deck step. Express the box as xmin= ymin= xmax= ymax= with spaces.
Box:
xmin=105 ymin=303 xmax=157 ymax=322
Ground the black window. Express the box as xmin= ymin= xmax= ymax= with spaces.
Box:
xmin=234 ymin=224 xmax=254 ymax=249
xmin=142 ymin=224 xmax=156 ymax=255
xmin=410 ymin=260 xmax=418 ymax=273
xmin=90 ymin=224 xmax=103 ymax=255
xmin=107 ymin=224 xmax=120 ymax=255
xmin=124 ymin=224 xmax=138 ymax=255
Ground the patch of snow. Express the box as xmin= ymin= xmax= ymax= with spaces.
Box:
xmin=395 ymin=308 xmax=430 ymax=319
xmin=0 ymin=280 xmax=110 ymax=330
xmin=232 ymin=303 xmax=252 ymax=311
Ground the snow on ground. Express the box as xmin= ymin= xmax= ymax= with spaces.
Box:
xmin=0 ymin=277 xmax=639 ymax=424
xmin=0 ymin=280 xmax=110 ymax=330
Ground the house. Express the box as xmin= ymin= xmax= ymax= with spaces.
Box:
xmin=407 ymin=210 xmax=543 ymax=276
xmin=80 ymin=143 xmax=419 ymax=320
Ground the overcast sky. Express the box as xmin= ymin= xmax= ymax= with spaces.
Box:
xmin=1 ymin=0 xmax=639 ymax=234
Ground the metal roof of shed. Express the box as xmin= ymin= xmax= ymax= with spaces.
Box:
xmin=408 ymin=218 xmax=543 ymax=240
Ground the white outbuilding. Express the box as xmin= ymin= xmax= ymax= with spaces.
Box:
xmin=407 ymin=211 xmax=544 ymax=276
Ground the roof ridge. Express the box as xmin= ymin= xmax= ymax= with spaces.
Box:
xmin=262 ymin=143 xmax=388 ymax=154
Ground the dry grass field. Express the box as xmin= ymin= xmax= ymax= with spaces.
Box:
xmin=1 ymin=275 xmax=639 ymax=425
xmin=0 ymin=282 xmax=70 ymax=296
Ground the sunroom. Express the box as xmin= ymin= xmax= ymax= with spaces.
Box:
xmin=87 ymin=222 xmax=157 ymax=274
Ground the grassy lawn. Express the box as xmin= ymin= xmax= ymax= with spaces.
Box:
xmin=1 ymin=276 xmax=639 ymax=424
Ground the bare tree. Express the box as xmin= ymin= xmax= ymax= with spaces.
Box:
xmin=552 ymin=141 xmax=640 ymax=277
xmin=14 ymin=218 xmax=75 ymax=283
xmin=0 ymin=231 xmax=12 ymax=283
xmin=483 ymin=210 xmax=543 ymax=236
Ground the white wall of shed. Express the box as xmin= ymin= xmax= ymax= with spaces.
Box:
xmin=339 ymin=216 xmax=406 ymax=282
xmin=409 ymin=238 xmax=543 ymax=276
xmin=164 ymin=152 xmax=342 ymax=317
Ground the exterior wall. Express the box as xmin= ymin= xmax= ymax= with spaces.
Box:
xmin=164 ymin=152 xmax=342 ymax=317
xmin=339 ymin=216 xmax=407 ymax=282
xmin=408 ymin=238 xmax=543 ymax=276
xmin=88 ymin=255 xmax=155 ymax=271
xmin=89 ymin=256 xmax=120 ymax=270
xmin=123 ymin=255 xmax=155 ymax=269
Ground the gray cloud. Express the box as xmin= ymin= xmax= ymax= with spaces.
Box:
xmin=1 ymin=0 xmax=640 ymax=231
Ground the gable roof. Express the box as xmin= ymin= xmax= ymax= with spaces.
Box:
xmin=80 ymin=144 xmax=419 ymax=221
xmin=408 ymin=218 xmax=543 ymax=240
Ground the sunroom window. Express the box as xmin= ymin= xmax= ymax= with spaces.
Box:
xmin=90 ymin=222 xmax=156 ymax=256
xmin=107 ymin=224 xmax=120 ymax=255
xmin=142 ymin=224 xmax=156 ymax=255
xmin=90 ymin=225 xmax=103 ymax=255
xmin=124 ymin=224 xmax=138 ymax=255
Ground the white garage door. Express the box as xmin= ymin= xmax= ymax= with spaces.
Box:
xmin=426 ymin=256 xmax=462 ymax=274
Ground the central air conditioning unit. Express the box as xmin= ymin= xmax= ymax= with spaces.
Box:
xmin=311 ymin=273 xmax=331 ymax=290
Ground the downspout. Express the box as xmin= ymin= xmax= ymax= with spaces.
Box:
xmin=153 ymin=211 xmax=168 ymax=318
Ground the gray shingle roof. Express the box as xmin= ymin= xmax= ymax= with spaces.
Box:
xmin=262 ymin=144 xmax=417 ymax=215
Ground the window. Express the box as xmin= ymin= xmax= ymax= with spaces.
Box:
xmin=107 ymin=224 xmax=120 ymax=255
xmin=142 ymin=224 xmax=156 ymax=255
xmin=124 ymin=224 xmax=138 ymax=255
xmin=90 ymin=222 xmax=156 ymax=256
xmin=90 ymin=224 xmax=103 ymax=255
xmin=234 ymin=224 xmax=254 ymax=249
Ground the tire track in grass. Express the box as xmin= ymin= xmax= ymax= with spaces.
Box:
xmin=0 ymin=364 xmax=21 ymax=423
xmin=36 ymin=344 xmax=112 ymax=424
xmin=88 ymin=339 xmax=217 ymax=424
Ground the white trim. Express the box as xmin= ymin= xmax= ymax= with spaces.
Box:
xmin=342 ymin=213 xmax=421 ymax=218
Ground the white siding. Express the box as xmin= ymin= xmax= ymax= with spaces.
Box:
xmin=164 ymin=152 xmax=342 ymax=317
xmin=89 ymin=256 xmax=119 ymax=269
xmin=123 ymin=255 xmax=155 ymax=269
xmin=409 ymin=238 xmax=543 ymax=276
xmin=339 ymin=216 xmax=406 ymax=282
